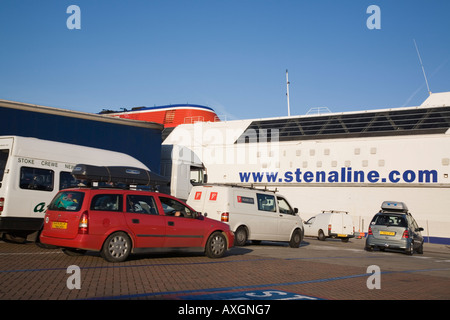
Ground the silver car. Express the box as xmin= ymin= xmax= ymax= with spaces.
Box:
xmin=365 ymin=201 xmax=424 ymax=255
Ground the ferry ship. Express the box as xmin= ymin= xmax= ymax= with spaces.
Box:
xmin=100 ymin=104 xmax=220 ymax=128
xmin=163 ymin=92 xmax=450 ymax=244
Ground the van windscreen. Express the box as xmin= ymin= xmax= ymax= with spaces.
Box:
xmin=48 ymin=191 xmax=85 ymax=212
xmin=0 ymin=149 xmax=9 ymax=185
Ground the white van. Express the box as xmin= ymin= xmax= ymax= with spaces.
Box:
xmin=187 ymin=184 xmax=304 ymax=247
xmin=0 ymin=136 xmax=150 ymax=243
xmin=304 ymin=210 xmax=355 ymax=242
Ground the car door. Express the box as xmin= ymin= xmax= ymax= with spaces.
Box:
xmin=157 ymin=195 xmax=205 ymax=248
xmin=409 ymin=216 xmax=424 ymax=249
xmin=124 ymin=193 xmax=166 ymax=248
xmin=304 ymin=217 xmax=316 ymax=237
xmin=276 ymin=196 xmax=300 ymax=241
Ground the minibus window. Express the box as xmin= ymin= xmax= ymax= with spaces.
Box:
xmin=20 ymin=167 xmax=54 ymax=191
xmin=60 ymin=171 xmax=80 ymax=190
xmin=0 ymin=149 xmax=8 ymax=184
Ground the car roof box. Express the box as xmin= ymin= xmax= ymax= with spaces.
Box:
xmin=72 ymin=164 xmax=169 ymax=186
xmin=381 ymin=201 xmax=408 ymax=213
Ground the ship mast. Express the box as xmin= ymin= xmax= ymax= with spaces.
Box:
xmin=286 ymin=69 xmax=291 ymax=116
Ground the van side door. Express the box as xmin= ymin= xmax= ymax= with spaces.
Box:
xmin=254 ymin=193 xmax=279 ymax=240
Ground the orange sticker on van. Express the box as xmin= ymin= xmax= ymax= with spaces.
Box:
xmin=194 ymin=191 xmax=202 ymax=200
xmin=209 ymin=192 xmax=218 ymax=201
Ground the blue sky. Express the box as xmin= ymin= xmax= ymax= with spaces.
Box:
xmin=1 ymin=0 xmax=449 ymax=120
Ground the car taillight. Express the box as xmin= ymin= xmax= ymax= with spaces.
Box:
xmin=328 ymin=224 xmax=331 ymax=232
xmin=221 ymin=212 xmax=229 ymax=222
xmin=402 ymin=229 xmax=409 ymax=239
xmin=368 ymin=226 xmax=373 ymax=235
xmin=78 ymin=211 xmax=89 ymax=234
xmin=0 ymin=197 xmax=4 ymax=214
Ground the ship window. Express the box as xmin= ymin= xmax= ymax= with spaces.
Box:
xmin=235 ymin=106 xmax=450 ymax=143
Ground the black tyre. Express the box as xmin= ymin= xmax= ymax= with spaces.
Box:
xmin=101 ymin=232 xmax=131 ymax=262
xmin=417 ymin=242 xmax=424 ymax=254
xmin=205 ymin=232 xmax=227 ymax=258
xmin=234 ymin=226 xmax=248 ymax=246
xmin=289 ymin=228 xmax=303 ymax=248
xmin=318 ymin=229 xmax=326 ymax=241
xmin=406 ymin=241 xmax=414 ymax=256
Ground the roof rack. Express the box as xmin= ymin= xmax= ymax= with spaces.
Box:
xmin=71 ymin=164 xmax=169 ymax=188
xmin=380 ymin=201 xmax=408 ymax=213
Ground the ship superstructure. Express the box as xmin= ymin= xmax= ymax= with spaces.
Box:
xmin=164 ymin=92 xmax=450 ymax=243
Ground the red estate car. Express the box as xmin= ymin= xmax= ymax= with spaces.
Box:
xmin=40 ymin=187 xmax=234 ymax=262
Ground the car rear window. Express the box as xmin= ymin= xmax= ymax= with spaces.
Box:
xmin=48 ymin=191 xmax=85 ymax=211
xmin=372 ymin=214 xmax=407 ymax=227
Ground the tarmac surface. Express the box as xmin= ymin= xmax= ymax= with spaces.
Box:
xmin=0 ymin=235 xmax=449 ymax=304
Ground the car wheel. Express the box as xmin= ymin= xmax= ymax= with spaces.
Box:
xmin=234 ymin=226 xmax=248 ymax=246
xmin=365 ymin=244 xmax=374 ymax=252
xmin=318 ymin=229 xmax=326 ymax=241
xmin=205 ymin=232 xmax=227 ymax=258
xmin=341 ymin=237 xmax=349 ymax=243
xmin=289 ymin=229 xmax=303 ymax=248
xmin=101 ymin=232 xmax=131 ymax=262
xmin=406 ymin=241 xmax=414 ymax=256
xmin=417 ymin=242 xmax=424 ymax=254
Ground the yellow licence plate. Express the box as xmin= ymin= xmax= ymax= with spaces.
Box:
xmin=337 ymin=234 xmax=347 ymax=237
xmin=52 ymin=222 xmax=68 ymax=229
xmin=380 ymin=231 xmax=395 ymax=236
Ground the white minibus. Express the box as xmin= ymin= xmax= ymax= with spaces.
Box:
xmin=0 ymin=136 xmax=149 ymax=243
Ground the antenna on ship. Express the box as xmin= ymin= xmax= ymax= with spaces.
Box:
xmin=286 ymin=69 xmax=291 ymax=116
xmin=413 ymin=39 xmax=432 ymax=96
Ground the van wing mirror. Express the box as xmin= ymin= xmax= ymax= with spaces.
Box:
xmin=294 ymin=208 xmax=298 ymax=214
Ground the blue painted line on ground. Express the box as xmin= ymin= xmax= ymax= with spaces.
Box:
xmin=0 ymin=250 xmax=392 ymax=274
xmin=0 ymin=253 xmax=444 ymax=274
